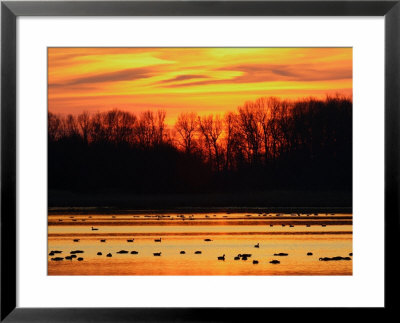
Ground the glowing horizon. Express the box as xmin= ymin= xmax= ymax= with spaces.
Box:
xmin=48 ymin=47 xmax=352 ymax=125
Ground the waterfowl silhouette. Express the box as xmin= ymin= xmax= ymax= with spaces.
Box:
xmin=73 ymin=239 xmax=80 ymax=242
xmin=153 ymin=252 xmax=161 ymax=256
xmin=70 ymin=250 xmax=84 ymax=254
xmin=51 ymin=257 xmax=64 ymax=261
xmin=234 ymin=256 xmax=240 ymax=260
xmin=241 ymin=256 xmax=248 ymax=260
xmin=254 ymin=243 xmax=259 ymax=248
xmin=117 ymin=250 xmax=129 ymax=254
xmin=274 ymin=253 xmax=288 ymax=256
xmin=91 ymin=227 xmax=99 ymax=231
xmin=307 ymin=252 xmax=313 ymax=256
xmin=100 ymin=239 xmax=106 ymax=242
xmin=65 ymin=256 xmax=73 ymax=260
xmin=106 ymin=253 xmax=112 ymax=257
xmin=77 ymin=257 xmax=84 ymax=261
xmin=349 ymin=252 xmax=353 ymax=256
xmin=319 ymin=256 xmax=351 ymax=261
xmin=194 ymin=251 xmax=202 ymax=254
xmin=253 ymin=260 xmax=259 ymax=264
xmin=217 ymin=254 xmax=225 ymax=261
xmin=180 ymin=251 xmax=186 ymax=254
xmin=154 ymin=238 xmax=162 ymax=242
xmin=130 ymin=251 xmax=139 ymax=254
xmin=321 ymin=224 xmax=326 ymax=227
xmin=270 ymin=224 xmax=273 ymax=227
xmin=127 ymin=239 xmax=134 ymax=242
xmin=241 ymin=253 xmax=252 ymax=258
xmin=97 ymin=252 xmax=102 ymax=256
xmin=70 ymin=255 xmax=77 ymax=258
xmin=204 ymin=239 xmax=212 ymax=242
xmin=306 ymin=224 xmax=311 ymax=227
xmin=289 ymin=225 xmax=294 ymax=227
xmin=270 ymin=260 xmax=280 ymax=264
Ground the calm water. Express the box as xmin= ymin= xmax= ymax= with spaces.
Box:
xmin=48 ymin=212 xmax=352 ymax=275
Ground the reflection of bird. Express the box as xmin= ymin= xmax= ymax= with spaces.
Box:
xmin=91 ymin=227 xmax=99 ymax=231
xmin=217 ymin=254 xmax=225 ymax=260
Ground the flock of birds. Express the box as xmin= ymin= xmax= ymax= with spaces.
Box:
xmin=49 ymin=213 xmax=351 ymax=266
xmin=49 ymin=236 xmax=353 ymax=265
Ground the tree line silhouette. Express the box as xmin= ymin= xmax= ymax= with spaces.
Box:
xmin=48 ymin=95 xmax=352 ymax=196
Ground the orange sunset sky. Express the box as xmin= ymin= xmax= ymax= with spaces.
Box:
xmin=48 ymin=48 xmax=352 ymax=125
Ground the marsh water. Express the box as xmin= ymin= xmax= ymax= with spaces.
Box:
xmin=48 ymin=212 xmax=352 ymax=275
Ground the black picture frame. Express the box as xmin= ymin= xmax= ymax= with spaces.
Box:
xmin=1 ymin=1 xmax=398 ymax=321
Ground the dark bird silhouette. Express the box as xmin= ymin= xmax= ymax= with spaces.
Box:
xmin=154 ymin=238 xmax=162 ymax=242
xmin=106 ymin=253 xmax=112 ymax=257
xmin=319 ymin=256 xmax=351 ymax=261
xmin=217 ymin=254 xmax=225 ymax=261
xmin=70 ymin=250 xmax=84 ymax=254
xmin=127 ymin=239 xmax=134 ymax=242
xmin=97 ymin=252 xmax=102 ymax=256
xmin=273 ymin=253 xmax=288 ymax=256
xmin=131 ymin=251 xmax=139 ymax=254
xmin=204 ymin=238 xmax=212 ymax=242
xmin=253 ymin=260 xmax=259 ymax=264
xmin=100 ymin=239 xmax=106 ymax=242
xmin=254 ymin=243 xmax=259 ymax=248
xmin=194 ymin=251 xmax=202 ymax=254
xmin=117 ymin=250 xmax=129 ymax=254
xmin=270 ymin=260 xmax=280 ymax=264
xmin=153 ymin=252 xmax=161 ymax=256
xmin=180 ymin=251 xmax=186 ymax=254
xmin=91 ymin=227 xmax=99 ymax=231
xmin=77 ymin=257 xmax=84 ymax=261
xmin=73 ymin=239 xmax=80 ymax=242
xmin=51 ymin=257 xmax=64 ymax=261
xmin=307 ymin=252 xmax=313 ymax=256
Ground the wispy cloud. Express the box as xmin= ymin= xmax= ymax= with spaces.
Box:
xmin=50 ymin=67 xmax=156 ymax=88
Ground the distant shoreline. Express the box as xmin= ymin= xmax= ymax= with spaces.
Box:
xmin=48 ymin=189 xmax=352 ymax=214
xmin=48 ymin=206 xmax=352 ymax=215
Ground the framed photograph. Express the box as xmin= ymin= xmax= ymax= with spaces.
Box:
xmin=1 ymin=0 xmax=398 ymax=321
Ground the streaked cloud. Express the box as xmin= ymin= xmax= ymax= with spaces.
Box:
xmin=48 ymin=48 xmax=352 ymax=124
